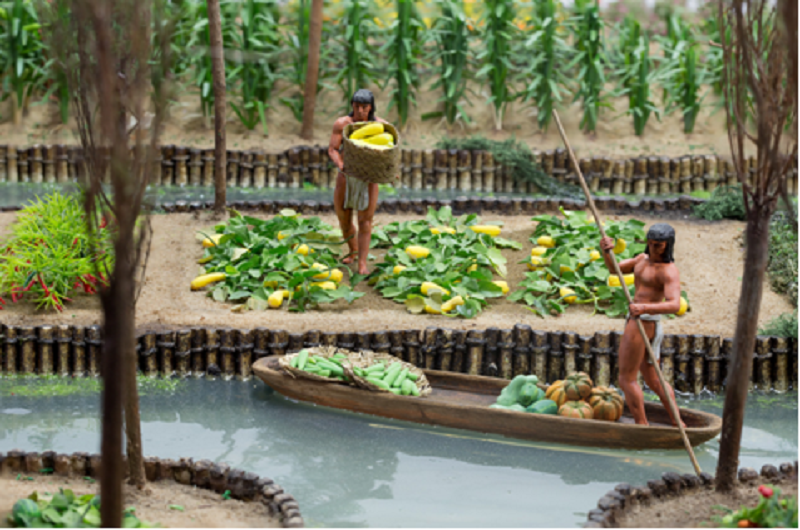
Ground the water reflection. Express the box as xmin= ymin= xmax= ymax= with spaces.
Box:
xmin=0 ymin=380 xmax=796 ymax=528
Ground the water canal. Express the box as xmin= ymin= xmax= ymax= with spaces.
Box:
xmin=1 ymin=379 xmax=797 ymax=527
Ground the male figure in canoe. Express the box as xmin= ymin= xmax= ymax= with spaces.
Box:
xmin=328 ymin=88 xmax=397 ymax=275
xmin=599 ymin=223 xmax=684 ymax=427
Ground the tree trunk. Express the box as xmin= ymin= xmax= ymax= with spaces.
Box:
xmin=124 ymin=344 xmax=145 ymax=487
xmin=300 ymin=0 xmax=324 ymax=141
xmin=207 ymin=0 xmax=226 ymax=214
xmin=715 ymin=209 xmax=772 ymax=491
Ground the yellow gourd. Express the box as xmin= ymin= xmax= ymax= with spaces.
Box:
xmin=393 ymin=265 xmax=407 ymax=275
xmin=421 ymin=282 xmax=449 ymax=295
xmin=589 ymin=250 xmax=601 ymax=261
xmin=310 ymin=281 xmax=337 ymax=290
xmin=191 ymin=272 xmax=225 ymax=290
xmin=311 ymin=264 xmax=343 ymax=282
xmin=531 ymin=246 xmax=548 ymax=257
xmin=559 ymin=287 xmax=577 ymax=304
xmin=295 ymin=244 xmax=314 ymax=256
xmin=362 ymin=132 xmax=394 ymax=146
xmin=492 ymin=281 xmax=509 ymax=295
xmin=613 ymin=238 xmax=627 ymax=254
xmin=197 ymin=255 xmax=214 ymax=264
xmin=406 ymin=246 xmax=430 ymax=259
xmin=537 ymin=236 xmax=556 ymax=248
xmin=467 ymin=263 xmax=478 ymax=273
xmin=677 ymin=296 xmax=689 ymax=316
xmin=608 ymin=274 xmax=635 ymax=287
xmin=202 ymin=234 xmax=224 ymax=248
xmin=431 ymin=226 xmax=456 ymax=235
xmin=349 ymin=122 xmax=384 ymax=140
xmin=441 ymin=296 xmax=465 ymax=313
xmin=268 ymin=290 xmax=285 ymax=308
xmin=264 ymin=280 xmax=278 ymax=288
xmin=470 ymin=225 xmax=502 ymax=237
xmin=424 ymin=304 xmax=441 ymax=314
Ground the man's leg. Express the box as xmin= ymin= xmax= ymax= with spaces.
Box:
xmin=617 ymin=318 xmax=655 ymax=425
xmin=640 ymin=358 xmax=685 ymax=428
xmin=333 ymin=172 xmax=357 ymax=264
xmin=355 ymin=182 xmax=379 ymax=275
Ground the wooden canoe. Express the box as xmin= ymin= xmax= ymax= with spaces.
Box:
xmin=252 ymin=356 xmax=722 ymax=450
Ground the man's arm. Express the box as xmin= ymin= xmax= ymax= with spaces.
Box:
xmin=328 ymin=118 xmax=346 ymax=172
xmin=599 ymin=236 xmax=639 ymax=274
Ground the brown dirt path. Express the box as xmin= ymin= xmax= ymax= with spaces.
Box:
xmin=0 ymin=210 xmax=792 ymax=337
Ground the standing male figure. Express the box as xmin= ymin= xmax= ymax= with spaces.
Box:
xmin=599 ymin=223 xmax=684 ymax=427
xmin=328 ymin=89 xmax=393 ymax=275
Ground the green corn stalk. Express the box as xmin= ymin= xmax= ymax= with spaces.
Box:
xmin=424 ymin=0 xmax=471 ymax=126
xmin=517 ymin=0 xmax=571 ymax=132
xmin=657 ymin=16 xmax=703 ymax=134
xmin=381 ymin=0 xmax=424 ymax=128
xmin=335 ymin=0 xmax=378 ymax=112
xmin=0 ymin=0 xmax=45 ymax=125
xmin=569 ymin=0 xmax=609 ymax=134
xmin=228 ymin=0 xmax=281 ymax=135
xmin=37 ymin=0 xmax=70 ymax=124
xmin=612 ymin=17 xmax=659 ymax=136
xmin=475 ymin=0 xmax=517 ymax=131
xmin=185 ymin=0 xmax=216 ymax=123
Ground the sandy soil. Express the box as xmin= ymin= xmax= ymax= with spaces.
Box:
xmin=0 ymin=210 xmax=793 ymax=337
xmin=0 ymin=79 xmax=742 ymax=161
xmin=619 ymin=481 xmax=798 ymax=528
xmin=0 ymin=474 xmax=279 ymax=528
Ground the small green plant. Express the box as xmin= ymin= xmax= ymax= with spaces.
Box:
xmin=475 ymin=0 xmax=518 ymax=130
xmin=766 ymin=209 xmax=798 ymax=307
xmin=657 ymin=14 xmax=704 ymax=134
xmin=712 ymin=485 xmax=798 ymax=528
xmin=759 ymin=311 xmax=798 ymax=339
xmin=381 ymin=0 xmax=425 ymax=128
xmin=613 ymin=17 xmax=659 ymax=136
xmin=692 ymin=184 xmax=746 ymax=221
xmin=0 ymin=192 xmax=114 ymax=312
xmin=569 ymin=0 xmax=611 ymax=134
xmin=334 ymin=0 xmax=379 ymax=113
xmin=8 ymin=489 xmax=156 ymax=528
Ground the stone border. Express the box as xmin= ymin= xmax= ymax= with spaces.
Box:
xmin=584 ymin=461 xmax=799 ymax=528
xmin=0 ymin=144 xmax=796 ymax=197
xmin=0 ymin=450 xmax=303 ymax=528
xmin=0 ymin=324 xmax=796 ymax=394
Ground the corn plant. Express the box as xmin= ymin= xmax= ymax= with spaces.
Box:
xmin=569 ymin=0 xmax=610 ymax=134
xmin=335 ymin=0 xmax=379 ymax=112
xmin=38 ymin=0 xmax=70 ymax=124
xmin=657 ymin=15 xmax=704 ymax=134
xmin=226 ymin=0 xmax=281 ymax=135
xmin=424 ymin=0 xmax=472 ymax=125
xmin=185 ymin=0 xmax=215 ymax=122
xmin=475 ymin=0 xmax=517 ymax=130
xmin=612 ymin=18 xmax=659 ymax=136
xmin=0 ymin=0 xmax=45 ymax=125
xmin=380 ymin=0 xmax=425 ymax=128
xmin=516 ymin=0 xmax=571 ymax=131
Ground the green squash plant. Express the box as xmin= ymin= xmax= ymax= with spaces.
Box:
xmin=9 ymin=488 xmax=155 ymax=528
xmin=0 ymin=192 xmax=114 ymax=312
xmin=712 ymin=484 xmax=798 ymax=528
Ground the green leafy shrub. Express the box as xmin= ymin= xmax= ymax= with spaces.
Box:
xmin=766 ymin=209 xmax=798 ymax=308
xmin=9 ymin=488 xmax=156 ymax=528
xmin=712 ymin=484 xmax=798 ymax=528
xmin=0 ymin=193 xmax=114 ymax=312
xmin=759 ymin=311 xmax=798 ymax=339
xmin=692 ymin=184 xmax=746 ymax=221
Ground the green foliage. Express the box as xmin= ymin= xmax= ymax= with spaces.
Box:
xmin=657 ymin=14 xmax=704 ymax=133
xmin=424 ymin=0 xmax=472 ymax=126
xmin=435 ymin=135 xmax=579 ymax=197
xmin=368 ymin=206 xmax=511 ymax=319
xmin=380 ymin=0 xmax=425 ymax=128
xmin=475 ymin=0 xmax=517 ymax=130
xmin=0 ymin=192 xmax=114 ymax=312
xmin=612 ymin=17 xmax=659 ymax=136
xmin=692 ymin=184 xmax=746 ymax=221
xmin=0 ymin=0 xmax=46 ymax=123
xmin=334 ymin=0 xmax=379 ymax=113
xmin=516 ymin=0 xmax=571 ymax=132
xmin=569 ymin=0 xmax=611 ymax=134
xmin=0 ymin=374 xmax=186 ymax=397
xmin=711 ymin=485 xmax=798 ymax=528
xmin=9 ymin=488 xmax=156 ymax=528
xmin=759 ymin=311 xmax=798 ymax=339
xmin=766 ymin=209 xmax=798 ymax=307
xmin=510 ymin=207 xmax=661 ymax=319
xmin=197 ymin=209 xmax=364 ymax=312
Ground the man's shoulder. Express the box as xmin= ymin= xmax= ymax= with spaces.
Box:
xmin=334 ymin=115 xmax=354 ymax=127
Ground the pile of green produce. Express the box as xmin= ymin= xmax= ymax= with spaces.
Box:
xmin=289 ymin=349 xmax=351 ymax=382
xmin=510 ymin=207 xmax=689 ymax=318
xmin=9 ymin=489 xmax=155 ymax=528
xmin=352 ymin=360 xmax=422 ymax=396
xmin=489 ymin=374 xmax=558 ymax=415
xmin=192 ymin=209 xmax=364 ymax=312
xmin=0 ymin=192 xmax=114 ymax=312
xmin=368 ymin=206 xmax=521 ymax=318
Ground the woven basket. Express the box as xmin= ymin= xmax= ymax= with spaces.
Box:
xmin=342 ymin=121 xmax=401 ymax=184
xmin=345 ymin=350 xmax=432 ymax=397
xmin=279 ymin=346 xmax=351 ymax=385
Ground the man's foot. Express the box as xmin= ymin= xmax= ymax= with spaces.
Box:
xmin=342 ymin=252 xmax=357 ymax=265
xmin=357 ymin=264 xmax=369 ymax=275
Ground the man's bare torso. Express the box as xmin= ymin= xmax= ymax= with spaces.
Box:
xmin=632 ymin=255 xmax=677 ymax=305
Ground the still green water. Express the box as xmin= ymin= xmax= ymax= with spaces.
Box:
xmin=0 ymin=379 xmax=796 ymax=528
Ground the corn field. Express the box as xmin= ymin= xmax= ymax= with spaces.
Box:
xmin=0 ymin=0 xmax=769 ymax=135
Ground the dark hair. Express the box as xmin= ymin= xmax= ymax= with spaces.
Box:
xmin=349 ymin=89 xmax=376 ymax=121
xmin=645 ymin=223 xmax=675 ymax=263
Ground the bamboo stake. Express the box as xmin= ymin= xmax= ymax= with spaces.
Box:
xmin=553 ymin=110 xmax=702 ymax=477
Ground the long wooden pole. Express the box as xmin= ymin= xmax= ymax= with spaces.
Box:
xmin=207 ymin=0 xmax=227 ymax=214
xmin=552 ymin=110 xmax=702 ymax=477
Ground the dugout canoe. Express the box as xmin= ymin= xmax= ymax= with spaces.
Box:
xmin=252 ymin=356 xmax=722 ymax=450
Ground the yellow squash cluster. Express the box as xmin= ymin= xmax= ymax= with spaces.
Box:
xmin=349 ymin=122 xmax=395 ymax=150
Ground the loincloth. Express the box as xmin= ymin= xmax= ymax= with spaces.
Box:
xmin=342 ymin=173 xmax=370 ymax=211
xmin=626 ymin=313 xmax=663 ymax=365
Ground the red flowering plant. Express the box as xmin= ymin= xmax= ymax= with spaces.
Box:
xmin=0 ymin=192 xmax=114 ymax=312
xmin=713 ymin=484 xmax=798 ymax=528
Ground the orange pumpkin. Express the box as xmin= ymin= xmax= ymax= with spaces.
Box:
xmin=563 ymin=372 xmax=593 ymax=401
xmin=558 ymin=400 xmax=594 ymax=419
xmin=589 ymin=386 xmax=625 ymax=422
xmin=545 ymin=380 xmax=567 ymax=407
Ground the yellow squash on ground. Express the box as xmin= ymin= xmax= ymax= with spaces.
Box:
xmin=311 ymin=263 xmax=343 ymax=282
xmin=421 ymin=282 xmax=449 ymax=295
xmin=531 ymin=246 xmax=548 ymax=257
xmin=310 ymin=281 xmax=337 ymax=290
xmin=470 ymin=225 xmax=502 ymax=237
xmin=406 ymin=245 xmax=430 ymax=259
xmin=202 ymin=234 xmax=224 ymax=248
xmin=268 ymin=290 xmax=286 ymax=308
xmin=393 ymin=265 xmax=407 ymax=275
xmin=441 ymin=296 xmax=465 ymax=313
xmin=537 ymin=236 xmax=556 ymax=248
xmin=191 ymin=272 xmax=226 ymax=290
xmin=677 ymin=296 xmax=689 ymax=316
xmin=492 ymin=281 xmax=509 ymax=295
xmin=589 ymin=250 xmax=601 ymax=262
xmin=295 ymin=244 xmax=314 ymax=256
xmin=608 ymin=274 xmax=635 ymax=287
xmin=431 ymin=226 xmax=456 ymax=235
xmin=560 ymin=287 xmax=577 ymax=304
xmin=613 ymin=238 xmax=627 ymax=254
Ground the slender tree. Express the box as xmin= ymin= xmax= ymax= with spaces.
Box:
xmin=714 ymin=0 xmax=797 ymax=491
xmin=301 ymin=0 xmax=324 ymax=140
xmin=207 ymin=0 xmax=227 ymax=214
